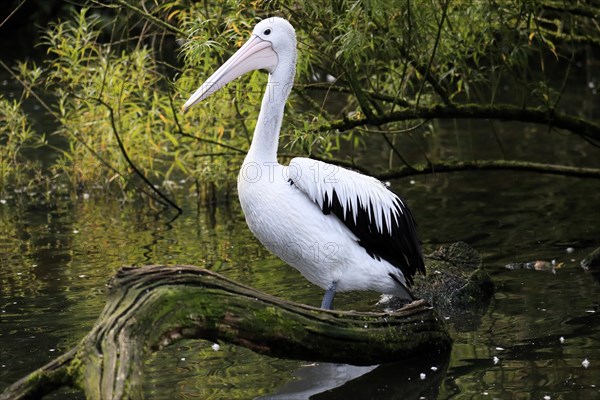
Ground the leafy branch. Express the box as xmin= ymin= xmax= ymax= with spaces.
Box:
xmin=3 ymin=0 xmax=599 ymax=203
xmin=540 ymin=1 xmax=600 ymax=19
xmin=106 ymin=0 xmax=186 ymax=36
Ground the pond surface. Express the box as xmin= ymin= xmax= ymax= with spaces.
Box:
xmin=2 ymin=168 xmax=599 ymax=399
xmin=2 ymin=82 xmax=600 ymax=399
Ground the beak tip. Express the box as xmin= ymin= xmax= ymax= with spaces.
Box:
xmin=182 ymin=100 xmax=193 ymax=114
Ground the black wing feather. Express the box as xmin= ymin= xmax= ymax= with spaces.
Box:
xmin=321 ymin=188 xmax=425 ymax=286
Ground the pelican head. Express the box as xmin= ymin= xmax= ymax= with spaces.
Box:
xmin=183 ymin=17 xmax=297 ymax=111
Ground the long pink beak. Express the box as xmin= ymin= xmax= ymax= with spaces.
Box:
xmin=183 ymin=35 xmax=278 ymax=111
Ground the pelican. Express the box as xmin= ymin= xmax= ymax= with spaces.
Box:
xmin=183 ymin=17 xmax=425 ymax=309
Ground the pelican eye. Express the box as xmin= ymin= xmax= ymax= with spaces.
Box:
xmin=263 ymin=28 xmax=272 ymax=36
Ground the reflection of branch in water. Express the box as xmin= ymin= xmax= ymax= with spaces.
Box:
xmin=140 ymin=208 xmax=179 ymax=264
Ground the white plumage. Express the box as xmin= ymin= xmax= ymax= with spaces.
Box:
xmin=184 ymin=17 xmax=425 ymax=309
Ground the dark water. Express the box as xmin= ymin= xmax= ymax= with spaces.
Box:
xmin=2 ymin=164 xmax=599 ymax=399
xmin=2 ymin=77 xmax=600 ymax=399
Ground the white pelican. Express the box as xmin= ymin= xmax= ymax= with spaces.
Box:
xmin=183 ymin=17 xmax=425 ymax=309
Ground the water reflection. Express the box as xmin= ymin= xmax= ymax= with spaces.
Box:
xmin=261 ymin=364 xmax=379 ymax=400
xmin=263 ymin=350 xmax=451 ymax=400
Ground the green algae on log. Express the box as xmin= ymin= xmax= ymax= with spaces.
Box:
xmin=1 ymin=265 xmax=451 ymax=400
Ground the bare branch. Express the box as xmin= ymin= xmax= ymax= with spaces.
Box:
xmin=376 ymin=159 xmax=600 ymax=180
xmin=317 ymin=104 xmax=600 ymax=142
xmin=93 ymin=98 xmax=182 ymax=214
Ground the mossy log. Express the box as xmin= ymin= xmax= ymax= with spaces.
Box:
xmin=1 ymin=266 xmax=451 ymax=400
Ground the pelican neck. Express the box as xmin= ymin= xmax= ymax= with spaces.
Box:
xmin=244 ymin=59 xmax=295 ymax=164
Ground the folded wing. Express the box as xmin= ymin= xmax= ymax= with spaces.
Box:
xmin=287 ymin=157 xmax=425 ymax=286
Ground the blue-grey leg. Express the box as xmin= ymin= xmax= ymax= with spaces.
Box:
xmin=320 ymin=282 xmax=337 ymax=310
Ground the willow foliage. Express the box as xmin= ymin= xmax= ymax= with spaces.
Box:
xmin=0 ymin=95 xmax=46 ymax=190
xmin=3 ymin=0 xmax=598 ymax=204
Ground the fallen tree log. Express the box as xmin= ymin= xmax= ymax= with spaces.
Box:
xmin=1 ymin=266 xmax=451 ymax=400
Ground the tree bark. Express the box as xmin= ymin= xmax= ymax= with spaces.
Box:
xmin=302 ymin=156 xmax=600 ymax=180
xmin=317 ymin=104 xmax=600 ymax=142
xmin=376 ymin=159 xmax=600 ymax=180
xmin=1 ymin=266 xmax=451 ymax=400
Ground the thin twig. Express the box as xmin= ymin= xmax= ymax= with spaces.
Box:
xmin=0 ymin=0 xmax=26 ymax=29
xmin=380 ymin=132 xmax=416 ymax=171
xmin=356 ymin=119 xmax=430 ymax=135
xmin=234 ymin=98 xmax=252 ymax=146
xmin=93 ymin=98 xmax=182 ymax=214
xmin=169 ymin=92 xmax=248 ymax=154
xmin=108 ymin=0 xmax=186 ymax=36
xmin=415 ymin=0 xmax=451 ymax=109
xmin=175 ymin=128 xmax=247 ymax=154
